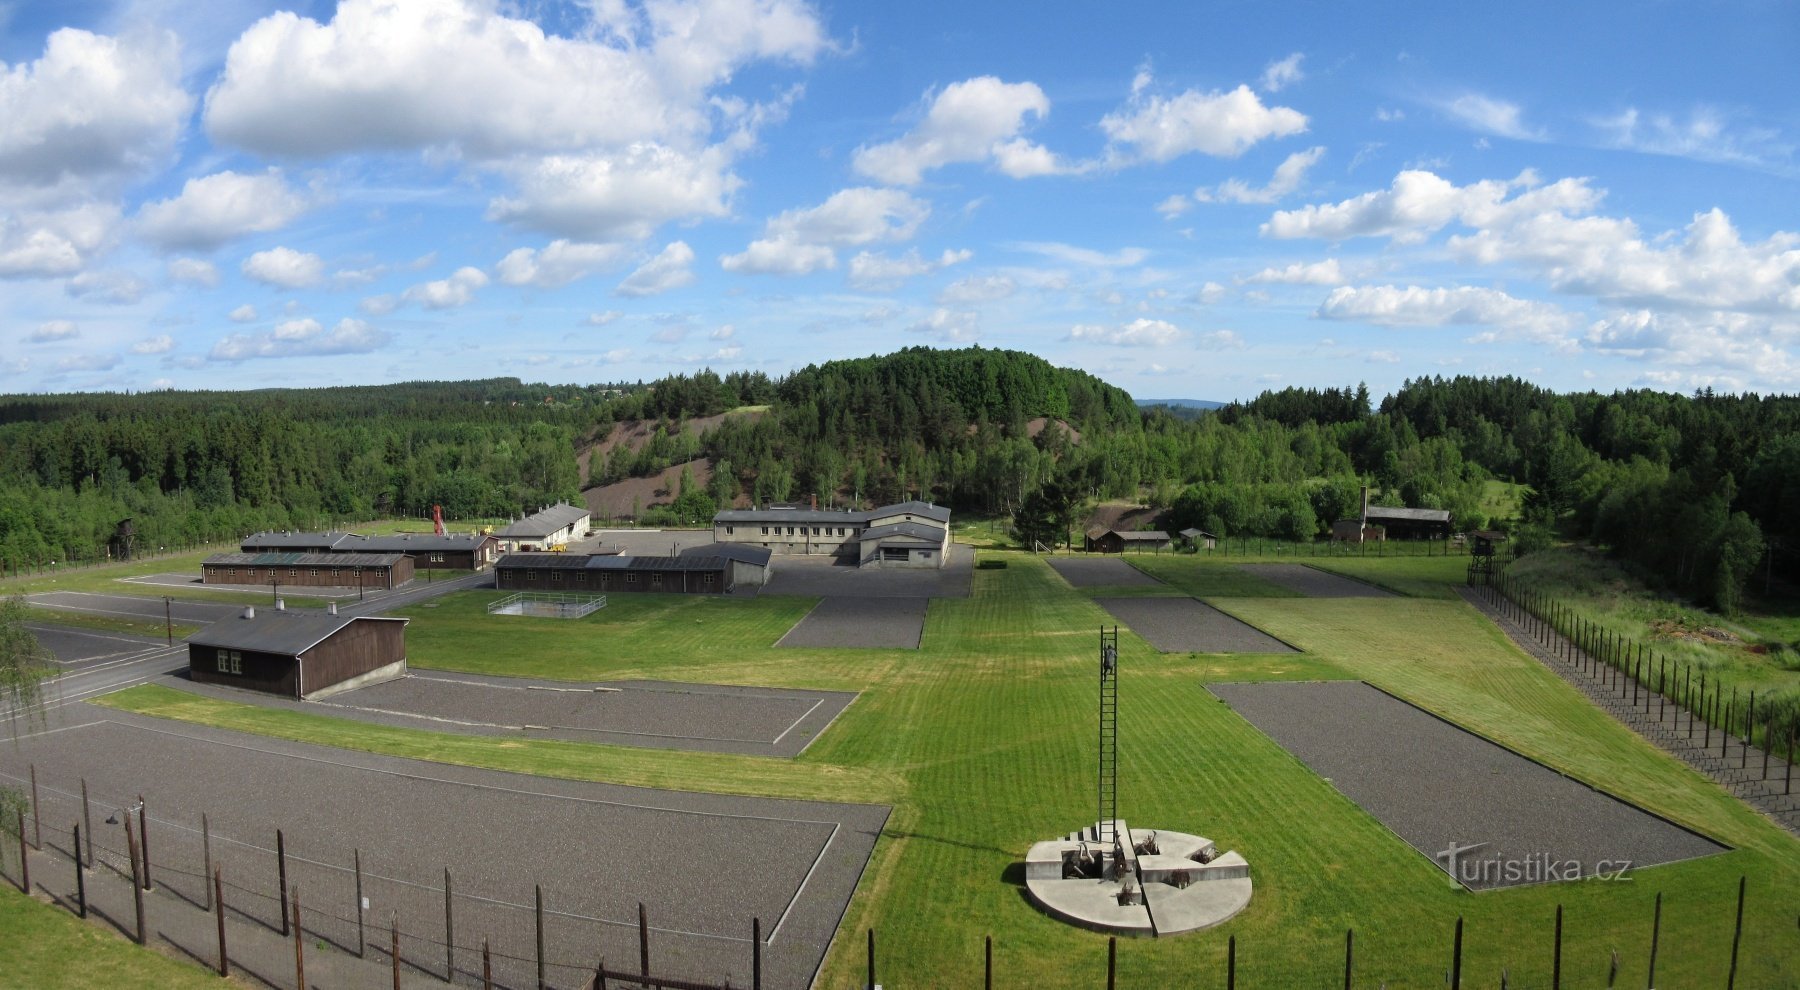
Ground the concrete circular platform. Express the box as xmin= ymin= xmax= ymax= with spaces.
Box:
xmin=1024 ymin=820 xmax=1251 ymax=936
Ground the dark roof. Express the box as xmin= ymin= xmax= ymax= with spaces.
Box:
xmin=1469 ymin=529 xmax=1509 ymax=541
xmin=1365 ymin=506 xmax=1453 ymax=523
xmin=206 ymin=552 xmax=407 ymax=568
xmin=858 ymin=522 xmax=948 ymax=545
xmin=188 ymin=610 xmax=407 ymax=656
xmin=497 ymin=552 xmax=727 ymax=572
xmin=679 ymin=543 xmax=773 ymax=566
xmin=865 ymin=500 xmax=952 ymax=523
xmin=494 ymin=503 xmax=590 ymax=538
xmin=495 ymin=553 xmax=591 ymax=570
xmin=332 ymin=533 xmax=495 ymax=553
xmin=1177 ymin=528 xmax=1216 ymax=539
xmin=241 ymin=531 xmax=347 ymax=550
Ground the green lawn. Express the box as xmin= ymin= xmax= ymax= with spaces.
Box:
xmin=85 ymin=549 xmax=1800 ymax=989
xmin=0 ymin=885 xmax=227 ymax=990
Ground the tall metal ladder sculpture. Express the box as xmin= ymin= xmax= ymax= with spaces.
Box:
xmin=1098 ymin=626 xmax=1120 ymax=844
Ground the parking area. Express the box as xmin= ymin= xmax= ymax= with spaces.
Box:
xmin=776 ymin=597 xmax=929 ymax=649
xmin=1095 ymin=597 xmax=1295 ymax=654
xmin=1044 ymin=557 xmax=1166 ymax=589
xmin=0 ymin=707 xmax=888 ymax=989
xmin=1209 ymin=680 xmax=1724 ymax=889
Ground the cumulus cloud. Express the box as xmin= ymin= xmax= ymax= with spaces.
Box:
xmin=936 ymin=274 xmax=1016 ymax=305
xmin=846 ymin=248 xmax=971 ymax=289
xmin=495 ymin=239 xmax=628 ymax=288
xmin=1263 ymin=168 xmax=1601 ymax=243
xmin=359 ymin=295 xmax=398 ymax=316
xmin=136 ymin=170 xmax=308 ymax=250
xmin=1588 ymin=309 xmax=1800 ymax=386
xmin=0 ymin=28 xmax=190 ymax=190
xmin=0 ymin=203 xmax=118 ymax=278
xmin=65 ymin=269 xmax=147 ymax=303
xmin=242 ymin=246 xmax=325 ymax=288
xmin=1316 ymin=284 xmax=1574 ymax=341
xmin=1154 ymin=194 xmax=1192 ymax=220
xmin=1101 ymin=74 xmax=1307 ymax=163
xmin=228 ymin=303 xmax=257 ymax=323
xmin=722 ymin=187 xmax=929 ymax=275
xmin=167 ymin=257 xmax=219 ymax=286
xmin=585 ymin=310 xmax=623 ymax=326
xmin=1242 ymin=258 xmax=1346 ymax=285
xmin=56 ymin=352 xmax=121 ymax=372
xmin=1260 ymin=53 xmax=1304 ymax=93
xmin=1069 ymin=318 xmax=1186 ymax=347
xmin=204 ymin=0 xmax=827 ymax=241
xmin=1439 ymin=93 xmax=1543 ymax=141
xmin=616 ymin=241 xmax=697 ymax=297
xmin=131 ymin=334 xmax=175 ymax=354
xmin=906 ymin=308 xmax=979 ymax=341
xmin=29 ymin=320 xmax=78 ymax=342
xmin=403 ymin=266 xmax=488 ymax=308
xmin=208 ymin=317 xmax=392 ymax=361
xmin=1194 ymin=146 xmax=1324 ymax=204
xmin=853 ymin=77 xmax=1063 ymax=185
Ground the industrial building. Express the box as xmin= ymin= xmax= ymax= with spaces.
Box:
xmin=711 ymin=500 xmax=951 ymax=568
xmin=187 ymin=605 xmax=408 ymax=700
xmin=494 ymin=552 xmax=740 ymax=594
xmin=493 ymin=502 xmax=592 ymax=552
xmin=202 ymin=551 xmax=415 ymax=590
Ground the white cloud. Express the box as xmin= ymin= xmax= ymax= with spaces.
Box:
xmin=1101 ymin=75 xmax=1307 ymax=163
xmin=167 ymin=257 xmax=219 ymax=286
xmin=1242 ymin=258 xmax=1346 ymax=285
xmin=1263 ymin=168 xmax=1600 ymax=243
xmin=616 ymin=241 xmax=697 ymax=297
xmin=1440 ymin=93 xmax=1543 ymax=141
xmin=936 ymin=274 xmax=1016 ymax=305
xmin=853 ymin=76 xmax=1062 ymax=185
xmin=710 ymin=324 xmax=735 ymax=340
xmin=1316 ymin=284 xmax=1574 ymax=340
xmin=403 ymin=266 xmax=488 ymax=308
xmin=1595 ymin=107 xmax=1792 ymax=172
xmin=585 ymin=310 xmax=623 ymax=326
xmin=1069 ymin=318 xmax=1186 ymax=347
xmin=1193 ymin=329 xmax=1245 ymax=349
xmin=1195 ymin=146 xmax=1324 ymax=204
xmin=66 ymin=269 xmax=147 ymax=303
xmin=208 ymin=317 xmax=392 ymax=361
xmin=1197 ymin=281 xmax=1227 ymax=304
xmin=359 ymin=295 xmax=398 ymax=317
xmin=228 ymin=303 xmax=258 ymax=323
xmin=205 ymin=0 xmax=827 ymax=242
xmin=495 ymin=239 xmax=629 ymax=288
xmin=0 ymin=203 xmax=118 ymax=278
xmin=28 ymin=320 xmax=77 ymax=342
xmin=242 ymin=246 xmax=325 ymax=288
xmin=1587 ymin=310 xmax=1800 ymax=385
xmin=1260 ymin=53 xmax=1304 ymax=93
xmin=0 ymin=28 xmax=190 ymax=190
xmin=722 ymin=187 xmax=929 ymax=275
xmin=1155 ymin=194 xmax=1192 ymax=220
xmin=136 ymin=170 xmax=308 ymax=250
xmin=906 ymin=307 xmax=979 ymax=341
xmin=846 ymin=248 xmax=971 ymax=289
xmin=1366 ymin=349 xmax=1401 ymax=364
xmin=56 ymin=352 xmax=120 ymax=372
xmin=1015 ymin=242 xmax=1148 ymax=268
xmin=131 ymin=334 xmax=175 ymax=354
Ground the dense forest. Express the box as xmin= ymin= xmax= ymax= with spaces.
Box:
xmin=1 ymin=346 xmax=1796 ymax=614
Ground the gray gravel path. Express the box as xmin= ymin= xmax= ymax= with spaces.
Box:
xmin=1209 ymin=680 xmax=1724 ymax=889
xmin=171 ymin=671 xmax=855 ymax=757
xmin=0 ymin=706 xmax=887 ymax=989
xmin=30 ymin=623 xmax=170 ymax=671
xmin=1235 ymin=564 xmax=1395 ymax=598
xmin=1096 ymin=597 xmax=1294 ymax=654
xmin=1044 ymin=557 xmax=1165 ymax=588
xmin=776 ymin=597 xmax=927 ymax=649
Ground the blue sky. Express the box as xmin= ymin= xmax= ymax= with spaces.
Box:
xmin=2 ymin=0 xmax=1797 ymax=401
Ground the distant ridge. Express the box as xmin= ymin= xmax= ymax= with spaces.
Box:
xmin=1137 ymin=398 xmax=1225 ymax=410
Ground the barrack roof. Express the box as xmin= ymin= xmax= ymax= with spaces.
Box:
xmin=188 ymin=611 xmax=407 ymax=656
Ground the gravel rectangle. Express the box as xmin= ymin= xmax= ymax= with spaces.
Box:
xmin=28 ymin=591 xmax=245 ymax=624
xmin=30 ymin=623 xmax=170 ymax=669
xmin=1209 ymin=680 xmax=1724 ymax=889
xmin=1045 ymin=557 xmax=1166 ymax=588
xmin=1095 ymin=597 xmax=1294 ymax=654
xmin=0 ymin=709 xmax=887 ymax=989
xmin=776 ymin=597 xmax=927 ymax=649
xmin=1236 ymin=564 xmax=1395 ymax=598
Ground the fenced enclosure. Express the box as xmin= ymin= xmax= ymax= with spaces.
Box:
xmin=486 ymin=591 xmax=607 ymax=619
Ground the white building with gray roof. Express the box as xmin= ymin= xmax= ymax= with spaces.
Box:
xmin=712 ymin=500 xmax=950 ymax=568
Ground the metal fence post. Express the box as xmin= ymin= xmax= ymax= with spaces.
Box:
xmin=444 ymin=867 xmax=455 ymax=982
xmin=1646 ymin=891 xmax=1660 ymax=990
xmin=137 ymin=796 xmax=151 ymax=891
xmin=1552 ymin=904 xmax=1562 ymax=990
xmin=73 ymin=824 xmax=86 ymax=918
xmin=292 ymin=886 xmax=305 ymax=990
xmin=535 ymin=884 xmax=546 ymax=990
xmin=214 ymin=867 xmax=228 ymax=977
xmin=80 ymin=779 xmax=92 ymax=868
xmin=355 ymin=849 xmax=365 ymax=957
xmin=1450 ymin=916 xmax=1463 ymax=989
xmin=126 ymin=816 xmax=145 ymax=945
xmin=278 ymin=829 xmax=290 ymax=936
xmin=1726 ymin=876 xmax=1745 ymax=990
xmin=29 ymin=765 xmax=40 ymax=850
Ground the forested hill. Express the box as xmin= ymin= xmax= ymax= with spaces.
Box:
xmin=3 ymin=350 xmax=1800 ymax=614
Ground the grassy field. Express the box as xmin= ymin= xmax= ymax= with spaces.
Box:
xmin=79 ymin=549 xmax=1800 ymax=989
xmin=0 ymin=885 xmax=227 ymax=990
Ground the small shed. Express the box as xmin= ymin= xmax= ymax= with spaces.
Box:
xmin=679 ymin=543 xmax=773 ymax=587
xmin=187 ymin=606 xmax=407 ymax=700
xmin=1085 ymin=529 xmax=1173 ymax=554
xmin=856 ymin=521 xmax=948 ymax=568
xmin=494 ymin=503 xmax=592 ymax=551
xmin=1365 ymin=505 xmax=1453 ymax=540
xmin=1177 ymin=528 xmax=1217 ymax=550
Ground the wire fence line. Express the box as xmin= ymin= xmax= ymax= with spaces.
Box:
xmin=1 ymin=766 xmax=763 ymax=989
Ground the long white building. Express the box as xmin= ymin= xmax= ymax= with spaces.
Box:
xmin=711 ymin=500 xmax=951 ymax=568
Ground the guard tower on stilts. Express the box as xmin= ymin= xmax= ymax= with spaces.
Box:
xmin=1019 ymin=626 xmax=1254 ymax=936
